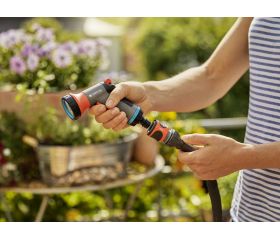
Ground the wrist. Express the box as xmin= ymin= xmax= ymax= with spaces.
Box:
xmin=234 ymin=143 xmax=257 ymax=170
xmin=142 ymin=81 xmax=160 ymax=112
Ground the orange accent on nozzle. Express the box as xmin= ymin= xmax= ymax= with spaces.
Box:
xmin=104 ymin=79 xmax=112 ymax=85
xmin=70 ymin=93 xmax=91 ymax=114
xmin=148 ymin=121 xmax=170 ymax=142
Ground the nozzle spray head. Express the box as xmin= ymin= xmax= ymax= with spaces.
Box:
xmin=61 ymin=79 xmax=147 ymax=127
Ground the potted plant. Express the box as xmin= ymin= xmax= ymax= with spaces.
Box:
xmin=0 ymin=18 xmax=110 ymax=122
xmin=25 ymin=108 xmax=139 ymax=186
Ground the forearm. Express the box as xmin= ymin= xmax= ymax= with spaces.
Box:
xmin=143 ymin=18 xmax=251 ymax=113
xmin=143 ymin=65 xmax=216 ymax=112
xmin=239 ymin=142 xmax=280 ymax=169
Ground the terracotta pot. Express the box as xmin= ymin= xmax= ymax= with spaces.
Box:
xmin=0 ymin=90 xmax=73 ymax=123
xmin=132 ymin=129 xmax=159 ymax=166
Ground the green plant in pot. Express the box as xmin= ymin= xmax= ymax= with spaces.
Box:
xmin=26 ymin=108 xmax=138 ymax=186
xmin=0 ymin=18 xmax=110 ymax=121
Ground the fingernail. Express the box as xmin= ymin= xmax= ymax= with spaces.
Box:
xmin=106 ymin=99 xmax=113 ymax=108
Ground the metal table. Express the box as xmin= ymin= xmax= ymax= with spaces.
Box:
xmin=0 ymin=155 xmax=164 ymax=222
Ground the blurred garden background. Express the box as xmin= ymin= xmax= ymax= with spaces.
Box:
xmin=0 ymin=17 xmax=249 ymax=222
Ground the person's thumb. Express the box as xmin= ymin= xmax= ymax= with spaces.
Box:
xmin=181 ymin=134 xmax=215 ymax=146
xmin=105 ymin=84 xmax=128 ymax=109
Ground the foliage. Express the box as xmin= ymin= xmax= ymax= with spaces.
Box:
xmin=0 ymin=110 xmax=237 ymax=221
xmin=23 ymin=18 xmax=63 ymax=36
xmin=29 ymin=108 xmax=134 ymax=145
xmin=0 ymin=108 xmax=135 ymax=186
xmin=0 ymin=171 xmax=237 ymax=222
xmin=0 ymin=112 xmax=39 ymax=186
xmin=129 ymin=18 xmax=249 ymax=119
xmin=0 ymin=18 xmax=109 ymax=93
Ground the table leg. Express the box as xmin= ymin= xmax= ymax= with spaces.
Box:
xmin=0 ymin=193 xmax=13 ymax=221
xmin=35 ymin=195 xmax=49 ymax=222
xmin=123 ymin=181 xmax=144 ymax=221
xmin=103 ymin=190 xmax=114 ymax=209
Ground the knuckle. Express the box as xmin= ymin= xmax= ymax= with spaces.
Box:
xmin=115 ymin=84 xmax=126 ymax=95
xmin=89 ymin=107 xmax=99 ymax=115
xmin=119 ymin=82 xmax=128 ymax=89
xmin=111 ymin=108 xmax=119 ymax=116
xmin=112 ymin=117 xmax=122 ymax=126
xmin=100 ymin=112 xmax=111 ymax=121
xmin=91 ymin=106 xmax=105 ymax=116
xmin=112 ymin=118 xmax=127 ymax=131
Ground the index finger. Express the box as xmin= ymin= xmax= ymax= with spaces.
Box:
xmin=89 ymin=104 xmax=107 ymax=116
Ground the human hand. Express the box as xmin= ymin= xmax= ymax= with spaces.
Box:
xmin=178 ymin=134 xmax=250 ymax=180
xmin=89 ymin=81 xmax=152 ymax=131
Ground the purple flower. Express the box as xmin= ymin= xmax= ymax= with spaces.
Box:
xmin=0 ymin=29 xmax=26 ymax=49
xmin=21 ymin=44 xmax=33 ymax=56
xmin=7 ymin=29 xmax=25 ymax=46
xmin=78 ymin=39 xmax=98 ymax=57
xmin=21 ymin=43 xmax=39 ymax=57
xmin=35 ymin=28 xmax=54 ymax=42
xmin=27 ymin=54 xmax=39 ymax=71
xmin=61 ymin=41 xmax=78 ymax=54
xmin=21 ymin=33 xmax=32 ymax=44
xmin=10 ymin=56 xmax=26 ymax=75
xmin=52 ymin=49 xmax=72 ymax=68
xmin=38 ymin=41 xmax=57 ymax=57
